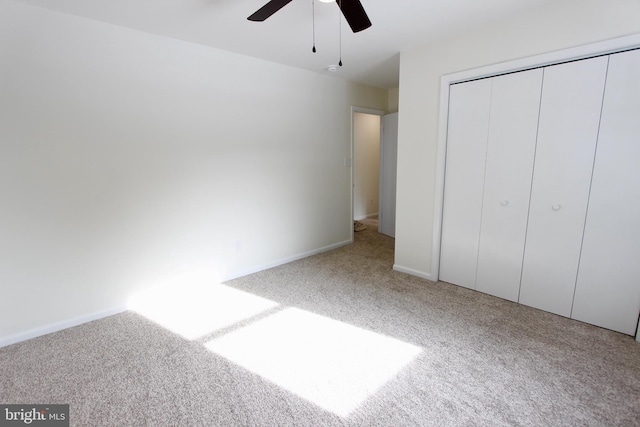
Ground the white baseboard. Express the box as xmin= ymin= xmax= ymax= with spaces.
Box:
xmin=0 ymin=305 xmax=127 ymax=348
xmin=0 ymin=240 xmax=353 ymax=348
xmin=354 ymin=213 xmax=379 ymax=221
xmin=222 ymin=239 xmax=353 ymax=282
xmin=393 ymin=264 xmax=434 ymax=282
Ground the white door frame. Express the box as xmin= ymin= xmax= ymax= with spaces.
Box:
xmin=379 ymin=112 xmax=399 ymax=238
xmin=431 ymin=33 xmax=640 ymax=283
xmin=350 ymin=106 xmax=386 ymax=243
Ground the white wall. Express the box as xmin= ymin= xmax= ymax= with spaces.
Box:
xmin=353 ymin=113 xmax=381 ymax=220
xmin=0 ymin=0 xmax=387 ymax=343
xmin=394 ymin=0 xmax=640 ymax=279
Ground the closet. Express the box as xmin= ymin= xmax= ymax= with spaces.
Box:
xmin=518 ymin=57 xmax=607 ymax=317
xmin=439 ymin=49 xmax=640 ymax=336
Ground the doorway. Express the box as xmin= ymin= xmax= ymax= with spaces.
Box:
xmin=350 ymin=107 xmax=398 ymax=241
xmin=353 ymin=111 xmax=381 ymax=221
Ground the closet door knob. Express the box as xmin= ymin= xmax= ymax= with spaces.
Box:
xmin=500 ymin=200 xmax=509 ymax=206
xmin=552 ymin=204 xmax=562 ymax=211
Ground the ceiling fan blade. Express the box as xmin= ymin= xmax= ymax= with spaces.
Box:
xmin=247 ymin=0 xmax=293 ymax=22
xmin=336 ymin=0 xmax=372 ymax=33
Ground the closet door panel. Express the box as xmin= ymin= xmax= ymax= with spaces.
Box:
xmin=519 ymin=57 xmax=608 ymax=317
xmin=440 ymin=79 xmax=491 ymax=289
xmin=572 ymin=49 xmax=640 ymax=335
xmin=475 ymin=69 xmax=543 ymax=302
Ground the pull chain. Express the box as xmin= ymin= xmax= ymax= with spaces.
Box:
xmin=312 ymin=0 xmax=317 ymax=53
xmin=338 ymin=0 xmax=342 ymax=66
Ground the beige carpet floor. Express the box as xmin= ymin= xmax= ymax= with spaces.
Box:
xmin=1 ymin=218 xmax=639 ymax=426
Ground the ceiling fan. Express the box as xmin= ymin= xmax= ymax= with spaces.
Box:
xmin=248 ymin=0 xmax=372 ymax=33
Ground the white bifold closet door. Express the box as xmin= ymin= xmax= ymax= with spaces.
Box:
xmin=440 ymin=69 xmax=542 ymax=297
xmin=475 ymin=69 xmax=542 ymax=302
xmin=571 ymin=49 xmax=640 ymax=335
xmin=518 ymin=57 xmax=609 ymax=317
xmin=439 ymin=79 xmax=491 ymax=289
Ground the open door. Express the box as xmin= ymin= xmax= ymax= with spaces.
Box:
xmin=379 ymin=113 xmax=398 ymax=237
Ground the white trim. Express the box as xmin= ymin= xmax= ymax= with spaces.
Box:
xmin=378 ymin=111 xmax=399 ymax=237
xmin=393 ymin=264 xmax=434 ymax=281
xmin=378 ymin=116 xmax=386 ymax=234
xmin=0 ymin=239 xmax=353 ymax=348
xmin=222 ymin=239 xmax=352 ymax=282
xmin=431 ymin=33 xmax=640 ymax=283
xmin=354 ymin=213 xmax=379 ymax=221
xmin=444 ymin=34 xmax=640 ymax=85
xmin=351 ymin=106 xmax=387 ymax=116
xmin=0 ymin=305 xmax=127 ymax=348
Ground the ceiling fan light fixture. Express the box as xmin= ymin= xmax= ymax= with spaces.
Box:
xmin=326 ymin=65 xmax=339 ymax=72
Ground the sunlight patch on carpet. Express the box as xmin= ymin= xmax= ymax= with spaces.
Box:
xmin=205 ymin=307 xmax=422 ymax=417
xmin=128 ymin=281 xmax=278 ymax=340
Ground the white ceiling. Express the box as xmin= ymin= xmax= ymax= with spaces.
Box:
xmin=14 ymin=0 xmax=558 ymax=89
